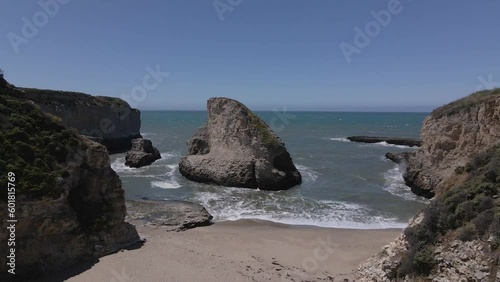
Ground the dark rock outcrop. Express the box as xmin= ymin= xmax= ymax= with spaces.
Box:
xmin=0 ymin=89 xmax=140 ymax=281
xmin=385 ymin=152 xmax=413 ymax=164
xmin=347 ymin=136 xmax=421 ymax=147
xmin=179 ymin=97 xmax=302 ymax=191
xmin=126 ymin=200 xmax=213 ymax=231
xmin=125 ymin=138 xmax=161 ymax=168
xmin=18 ymin=87 xmax=142 ymax=153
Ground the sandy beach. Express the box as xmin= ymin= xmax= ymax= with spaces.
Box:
xmin=49 ymin=220 xmax=401 ymax=282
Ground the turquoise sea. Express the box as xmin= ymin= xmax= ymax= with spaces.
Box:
xmin=111 ymin=111 xmax=429 ymax=229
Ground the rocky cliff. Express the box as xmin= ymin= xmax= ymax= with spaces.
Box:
xmin=0 ymin=90 xmax=140 ymax=280
xmin=404 ymin=89 xmax=500 ymax=198
xmin=356 ymin=89 xmax=500 ymax=281
xmin=179 ymin=97 xmax=302 ymax=190
xmin=17 ymin=87 xmax=142 ymax=153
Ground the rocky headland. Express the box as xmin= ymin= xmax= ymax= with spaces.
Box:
xmin=356 ymin=89 xmax=500 ymax=281
xmin=0 ymin=88 xmax=141 ymax=281
xmin=0 ymin=77 xmax=143 ymax=154
xmin=403 ymin=89 xmax=500 ymax=198
xmin=179 ymin=97 xmax=302 ymax=190
xmin=0 ymin=78 xmax=215 ymax=280
xmin=19 ymin=87 xmax=142 ymax=153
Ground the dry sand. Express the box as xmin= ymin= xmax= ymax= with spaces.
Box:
xmin=56 ymin=220 xmax=400 ymax=282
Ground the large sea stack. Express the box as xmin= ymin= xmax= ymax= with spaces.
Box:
xmin=179 ymin=97 xmax=302 ymax=190
xmin=356 ymin=89 xmax=500 ymax=281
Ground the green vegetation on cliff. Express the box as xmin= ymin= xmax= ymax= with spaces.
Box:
xmin=431 ymin=88 xmax=500 ymax=119
xmin=397 ymin=145 xmax=500 ymax=278
xmin=0 ymin=93 xmax=83 ymax=200
xmin=20 ymin=87 xmax=130 ymax=108
xmin=245 ymin=108 xmax=280 ymax=147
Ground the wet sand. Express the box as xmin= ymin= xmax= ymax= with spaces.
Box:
xmin=63 ymin=219 xmax=401 ymax=282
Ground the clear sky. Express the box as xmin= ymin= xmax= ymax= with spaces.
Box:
xmin=1 ymin=0 xmax=499 ymax=111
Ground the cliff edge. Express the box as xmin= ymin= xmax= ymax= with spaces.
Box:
xmin=0 ymin=90 xmax=140 ymax=280
xmin=356 ymin=89 xmax=500 ymax=281
xmin=0 ymin=76 xmax=142 ymax=153
xmin=404 ymin=89 xmax=500 ymax=198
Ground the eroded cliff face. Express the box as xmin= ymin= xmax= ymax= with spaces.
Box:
xmin=20 ymin=87 xmax=142 ymax=153
xmin=179 ymin=97 xmax=302 ymax=190
xmin=405 ymin=90 xmax=500 ymax=198
xmin=0 ymin=92 xmax=139 ymax=280
xmin=356 ymin=89 xmax=500 ymax=281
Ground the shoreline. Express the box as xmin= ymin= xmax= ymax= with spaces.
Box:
xmin=210 ymin=218 xmax=408 ymax=230
xmin=46 ymin=219 xmax=401 ymax=282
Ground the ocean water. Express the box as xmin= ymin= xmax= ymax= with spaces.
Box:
xmin=111 ymin=111 xmax=430 ymax=229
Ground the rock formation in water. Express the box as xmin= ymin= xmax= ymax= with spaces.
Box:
xmin=126 ymin=200 xmax=213 ymax=231
xmin=385 ymin=152 xmax=413 ymax=164
xmin=0 ymin=76 xmax=142 ymax=153
xmin=347 ymin=136 xmax=421 ymax=147
xmin=125 ymin=138 xmax=161 ymax=168
xmin=179 ymin=97 xmax=302 ymax=190
xmin=0 ymin=85 xmax=140 ymax=281
xmin=356 ymin=89 xmax=500 ymax=282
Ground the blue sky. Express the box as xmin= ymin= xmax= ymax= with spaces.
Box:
xmin=1 ymin=0 xmax=499 ymax=111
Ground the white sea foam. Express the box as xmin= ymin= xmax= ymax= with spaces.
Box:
xmin=192 ymin=187 xmax=407 ymax=229
xmin=111 ymin=157 xmax=148 ymax=174
xmin=151 ymin=180 xmax=181 ymax=189
xmin=160 ymin=152 xmax=177 ymax=159
xmin=151 ymin=164 xmax=181 ymax=189
xmin=111 ymin=154 xmax=182 ymax=188
xmin=330 ymin=137 xmax=417 ymax=149
xmin=330 ymin=137 xmax=350 ymax=142
xmin=354 ymin=175 xmax=367 ymax=181
xmin=373 ymin=141 xmax=417 ymax=149
xmin=141 ymin=132 xmax=156 ymax=137
xmin=296 ymin=165 xmax=319 ymax=182
xmin=383 ymin=164 xmax=429 ymax=203
xmin=111 ymin=151 xmax=178 ymax=173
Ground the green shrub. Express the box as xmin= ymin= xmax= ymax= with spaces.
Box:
xmin=431 ymin=88 xmax=500 ymax=119
xmin=458 ymin=224 xmax=477 ymax=241
xmin=0 ymin=94 xmax=83 ymax=201
xmin=247 ymin=109 xmax=279 ymax=147
xmin=472 ymin=210 xmax=494 ymax=236
xmin=396 ymin=144 xmax=500 ymax=278
xmin=398 ymin=244 xmax=436 ymax=278
xmin=455 ymin=166 xmax=465 ymax=175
